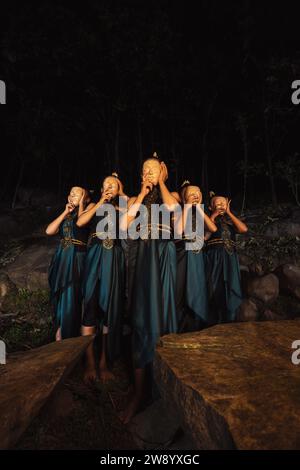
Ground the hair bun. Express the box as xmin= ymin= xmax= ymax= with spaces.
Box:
xmin=152 ymin=151 xmax=158 ymax=159
xmin=209 ymin=190 xmax=215 ymax=198
xmin=112 ymin=172 xmax=119 ymax=178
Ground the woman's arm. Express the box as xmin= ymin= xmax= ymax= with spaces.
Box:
xmin=77 ymin=188 xmax=112 ymax=227
xmin=45 ymin=204 xmax=72 ymax=235
xmin=76 ymin=202 xmax=97 ymax=227
xmin=158 ymin=163 xmax=180 ymax=210
xmin=120 ymin=181 xmax=152 ymax=230
xmin=181 ymin=204 xmax=217 ymax=236
xmin=78 ymin=189 xmax=91 ymax=217
xmin=196 ymin=204 xmax=217 ymax=233
xmin=226 ymin=200 xmax=248 ymax=233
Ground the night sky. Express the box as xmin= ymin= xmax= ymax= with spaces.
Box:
xmin=1 ymin=1 xmax=300 ymax=208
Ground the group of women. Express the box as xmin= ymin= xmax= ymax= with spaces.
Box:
xmin=46 ymin=153 xmax=248 ymax=424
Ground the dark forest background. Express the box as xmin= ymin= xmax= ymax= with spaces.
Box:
xmin=1 ymin=0 xmax=300 ymax=211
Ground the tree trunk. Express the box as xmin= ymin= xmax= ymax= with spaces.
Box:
xmin=114 ymin=113 xmax=120 ymax=170
xmin=201 ymin=91 xmax=218 ymax=194
xmin=238 ymin=114 xmax=248 ymax=215
xmin=11 ymin=157 xmax=24 ymax=210
xmin=136 ymin=109 xmax=143 ymax=167
xmin=264 ymin=112 xmax=278 ymax=208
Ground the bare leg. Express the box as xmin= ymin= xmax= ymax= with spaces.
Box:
xmin=99 ymin=331 xmax=115 ymax=382
xmin=119 ymin=367 xmax=145 ymax=424
xmin=81 ymin=325 xmax=97 ymax=384
xmin=55 ymin=327 xmax=62 ymax=341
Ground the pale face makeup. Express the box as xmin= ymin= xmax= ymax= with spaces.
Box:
xmin=102 ymin=176 xmax=119 ymax=199
xmin=142 ymin=159 xmax=161 ymax=186
xmin=211 ymin=196 xmax=228 ymax=215
xmin=184 ymin=186 xmax=202 ymax=205
xmin=68 ymin=186 xmax=84 ymax=207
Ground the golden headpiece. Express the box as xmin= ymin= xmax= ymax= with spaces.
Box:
xmin=181 ymin=180 xmax=191 ymax=188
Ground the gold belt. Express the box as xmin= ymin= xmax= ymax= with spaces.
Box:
xmin=60 ymin=238 xmax=87 ymax=248
xmin=139 ymin=223 xmax=172 ymax=233
xmin=89 ymin=232 xmax=115 ymax=249
xmin=207 ymin=238 xmax=235 ymax=246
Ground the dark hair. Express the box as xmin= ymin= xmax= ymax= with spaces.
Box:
xmin=209 ymin=192 xmax=229 ymax=206
xmin=142 ymin=151 xmax=162 ymax=165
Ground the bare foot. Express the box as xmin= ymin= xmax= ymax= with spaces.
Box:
xmin=55 ymin=327 xmax=62 ymax=341
xmin=119 ymin=393 xmax=142 ymax=425
xmin=99 ymin=367 xmax=115 ymax=383
xmin=83 ymin=366 xmax=97 ymax=386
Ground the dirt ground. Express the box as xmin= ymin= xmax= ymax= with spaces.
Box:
xmin=16 ymin=358 xmax=138 ymax=450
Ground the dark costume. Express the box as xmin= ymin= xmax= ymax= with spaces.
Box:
xmin=205 ymin=216 xmax=242 ymax=323
xmin=175 ymin=207 xmax=208 ymax=332
xmin=130 ymin=187 xmax=177 ymax=368
xmin=82 ymin=204 xmax=125 ymax=365
xmin=48 ymin=209 xmax=88 ymax=339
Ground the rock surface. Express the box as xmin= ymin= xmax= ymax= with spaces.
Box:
xmin=237 ymin=298 xmax=259 ymax=322
xmin=129 ymin=398 xmax=185 ymax=450
xmin=247 ymin=273 xmax=279 ymax=304
xmin=153 ymin=320 xmax=300 ymax=450
xmin=4 ymin=238 xmax=56 ymax=290
xmin=0 ymin=272 xmax=18 ymax=313
xmin=275 ymin=264 xmax=300 ymax=301
xmin=0 ymin=335 xmax=93 ymax=449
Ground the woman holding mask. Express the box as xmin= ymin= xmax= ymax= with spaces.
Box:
xmin=46 ymin=186 xmax=91 ymax=340
xmin=77 ymin=173 xmax=126 ymax=384
xmin=120 ymin=153 xmax=179 ymax=424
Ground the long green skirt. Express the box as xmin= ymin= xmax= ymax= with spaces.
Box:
xmin=82 ymin=242 xmax=125 ymax=365
xmin=131 ymin=239 xmax=177 ymax=368
xmin=49 ymin=244 xmax=86 ymax=339
xmin=205 ymin=246 xmax=242 ymax=323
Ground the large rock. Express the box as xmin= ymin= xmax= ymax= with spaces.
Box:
xmin=275 ymin=264 xmax=300 ymax=300
xmin=153 ymin=320 xmax=300 ymax=449
xmin=0 ymin=335 xmax=93 ymax=449
xmin=0 ymin=272 xmax=18 ymax=313
xmin=4 ymin=238 xmax=57 ymax=290
xmin=264 ymin=219 xmax=300 ymax=237
xmin=237 ymin=298 xmax=259 ymax=322
xmin=262 ymin=309 xmax=284 ymax=321
xmin=247 ymin=273 xmax=279 ymax=304
xmin=129 ymin=398 xmax=184 ymax=450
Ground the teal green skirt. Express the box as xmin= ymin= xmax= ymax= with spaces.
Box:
xmin=131 ymin=239 xmax=177 ymax=368
xmin=49 ymin=244 xmax=86 ymax=339
xmin=82 ymin=241 xmax=125 ymax=364
xmin=205 ymin=246 xmax=242 ymax=323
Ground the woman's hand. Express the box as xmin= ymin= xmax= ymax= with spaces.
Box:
xmin=99 ymin=188 xmax=113 ymax=204
xmin=210 ymin=208 xmax=223 ymax=221
xmin=225 ymin=198 xmax=232 ymax=215
xmin=64 ymin=201 xmax=75 ymax=215
xmin=140 ymin=179 xmax=153 ymax=198
xmin=116 ymin=177 xmax=125 ymax=196
xmin=79 ymin=189 xmax=87 ymax=206
xmin=159 ymin=161 xmax=168 ymax=183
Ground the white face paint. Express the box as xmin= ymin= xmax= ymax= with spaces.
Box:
xmin=142 ymin=159 xmax=161 ymax=186
xmin=211 ymin=196 xmax=227 ymax=215
xmin=102 ymin=177 xmax=119 ymax=199
xmin=184 ymin=186 xmax=202 ymax=205
xmin=68 ymin=186 xmax=84 ymax=207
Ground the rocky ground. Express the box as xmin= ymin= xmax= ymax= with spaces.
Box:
xmin=0 ymin=202 xmax=300 ymax=449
